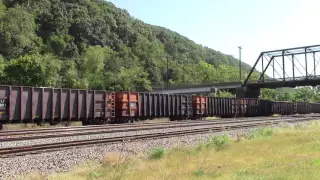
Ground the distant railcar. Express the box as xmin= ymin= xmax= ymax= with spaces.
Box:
xmin=294 ymin=102 xmax=311 ymax=114
xmin=0 ymin=84 xmax=318 ymax=130
xmin=272 ymin=101 xmax=294 ymax=115
xmin=0 ymin=85 xmax=115 ymax=127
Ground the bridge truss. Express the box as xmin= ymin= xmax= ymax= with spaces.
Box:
xmin=244 ymin=44 xmax=320 ymax=86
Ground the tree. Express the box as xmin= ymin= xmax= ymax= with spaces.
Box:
xmin=0 ymin=5 xmax=40 ymax=58
xmin=0 ymin=55 xmax=6 ymax=83
xmin=81 ymin=46 xmax=106 ymax=89
xmin=0 ymin=0 xmax=257 ymax=91
xmin=60 ymin=60 xmax=81 ymax=88
xmin=4 ymin=53 xmax=61 ymax=87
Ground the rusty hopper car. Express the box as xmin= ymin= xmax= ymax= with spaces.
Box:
xmin=0 ymin=85 xmax=115 ymax=129
xmin=195 ymin=97 xmax=273 ymax=118
xmin=192 ymin=95 xmax=207 ymax=119
xmin=0 ymin=84 xmax=317 ymax=129
xmin=115 ymin=92 xmax=193 ymax=122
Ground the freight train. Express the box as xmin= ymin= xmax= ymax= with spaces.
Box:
xmin=0 ymin=85 xmax=319 ymax=129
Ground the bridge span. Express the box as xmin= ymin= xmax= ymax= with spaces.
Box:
xmin=152 ymin=44 xmax=320 ymax=98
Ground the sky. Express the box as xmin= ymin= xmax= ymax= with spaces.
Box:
xmin=108 ymin=0 xmax=320 ymax=77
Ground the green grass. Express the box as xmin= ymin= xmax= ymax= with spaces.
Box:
xmin=19 ymin=120 xmax=320 ymax=180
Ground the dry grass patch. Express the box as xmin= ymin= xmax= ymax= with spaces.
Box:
xmin=204 ymin=116 xmax=219 ymax=120
xmin=4 ymin=122 xmax=82 ymax=130
xmin=19 ymin=121 xmax=320 ymax=180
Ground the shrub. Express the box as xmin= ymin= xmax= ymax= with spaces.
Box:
xmin=192 ymin=169 xmax=205 ymax=177
xmin=149 ymin=147 xmax=166 ymax=160
xmin=208 ymin=134 xmax=229 ymax=151
xmin=87 ymin=171 xmax=101 ymax=180
xmin=246 ymin=128 xmax=273 ymax=140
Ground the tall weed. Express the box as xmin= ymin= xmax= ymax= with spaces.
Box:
xmin=207 ymin=134 xmax=230 ymax=151
xmin=246 ymin=128 xmax=273 ymax=140
xmin=149 ymin=147 xmax=166 ymax=160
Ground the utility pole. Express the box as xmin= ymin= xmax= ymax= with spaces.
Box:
xmin=166 ymin=56 xmax=169 ymax=89
xmin=238 ymin=46 xmax=243 ymax=81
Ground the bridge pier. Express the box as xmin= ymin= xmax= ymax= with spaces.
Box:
xmin=236 ymin=87 xmax=260 ymax=98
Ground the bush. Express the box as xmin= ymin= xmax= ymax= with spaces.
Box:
xmin=192 ymin=169 xmax=205 ymax=177
xmin=207 ymin=134 xmax=230 ymax=151
xmin=246 ymin=128 xmax=273 ymax=140
xmin=87 ymin=171 xmax=101 ymax=180
xmin=149 ymin=147 xmax=166 ymax=160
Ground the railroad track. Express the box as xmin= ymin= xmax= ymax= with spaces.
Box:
xmin=0 ymin=116 xmax=286 ymax=134
xmin=0 ymin=116 xmax=305 ymax=142
xmin=0 ymin=116 xmax=316 ymax=158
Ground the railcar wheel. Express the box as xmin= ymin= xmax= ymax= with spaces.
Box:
xmin=49 ymin=121 xmax=59 ymax=126
xmin=65 ymin=121 xmax=72 ymax=126
xmin=36 ymin=121 xmax=45 ymax=127
xmin=82 ymin=120 xmax=89 ymax=126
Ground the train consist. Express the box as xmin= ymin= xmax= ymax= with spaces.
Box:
xmin=0 ymin=85 xmax=320 ymax=129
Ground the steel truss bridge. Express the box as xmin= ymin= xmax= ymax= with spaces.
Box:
xmin=153 ymin=44 xmax=320 ymax=98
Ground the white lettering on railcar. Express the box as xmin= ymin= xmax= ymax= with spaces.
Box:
xmin=0 ymin=99 xmax=6 ymax=108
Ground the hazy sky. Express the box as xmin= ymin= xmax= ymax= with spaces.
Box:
xmin=108 ymin=0 xmax=320 ymax=77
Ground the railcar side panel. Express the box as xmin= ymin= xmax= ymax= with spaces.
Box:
xmin=272 ymin=101 xmax=294 ymax=115
xmin=258 ymin=100 xmax=273 ymax=116
xmin=115 ymin=92 xmax=138 ymax=120
xmin=294 ymin=102 xmax=311 ymax=114
xmin=138 ymin=93 xmax=168 ymax=119
xmin=0 ymin=86 xmax=115 ymax=125
xmin=310 ymin=103 xmax=320 ymax=113
xmin=192 ymin=96 xmax=207 ymax=118
xmin=169 ymin=94 xmax=192 ymax=120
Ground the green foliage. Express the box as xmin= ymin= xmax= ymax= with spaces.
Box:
xmin=311 ymin=159 xmax=320 ymax=167
xmin=207 ymin=134 xmax=230 ymax=151
xmin=0 ymin=0 xmax=252 ymax=91
xmin=4 ymin=53 xmax=61 ymax=86
xmin=81 ymin=46 xmax=106 ymax=89
xmin=0 ymin=56 xmax=6 ymax=79
xmin=215 ymin=90 xmax=234 ymax=98
xmin=0 ymin=1 xmax=5 ymax=18
xmin=261 ymin=87 xmax=320 ymax=103
xmin=149 ymin=147 xmax=166 ymax=160
xmin=87 ymin=171 xmax=101 ymax=180
xmin=235 ymin=168 xmax=253 ymax=176
xmin=60 ymin=60 xmax=82 ymax=88
xmin=192 ymin=169 xmax=205 ymax=177
xmin=246 ymin=128 xmax=273 ymax=140
xmin=0 ymin=5 xmax=40 ymax=58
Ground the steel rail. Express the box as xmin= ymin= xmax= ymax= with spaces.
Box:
xmin=0 ymin=116 xmax=285 ymax=135
xmin=0 ymin=116 xmax=304 ymax=142
xmin=0 ymin=117 xmax=314 ymax=158
xmin=0 ymin=116 xmax=302 ymax=137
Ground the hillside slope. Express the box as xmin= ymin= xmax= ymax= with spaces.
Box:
xmin=0 ymin=0 xmax=257 ymax=91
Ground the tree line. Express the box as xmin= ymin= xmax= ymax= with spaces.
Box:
xmin=215 ymin=87 xmax=320 ymax=103
xmin=0 ymin=0 xmax=259 ymax=92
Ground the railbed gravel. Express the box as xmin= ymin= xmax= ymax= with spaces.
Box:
xmin=0 ymin=121 xmax=312 ymax=180
xmin=0 ymin=120 xmax=281 ymax=148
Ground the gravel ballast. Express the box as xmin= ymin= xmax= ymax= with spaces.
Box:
xmin=0 ymin=121 xmax=277 ymax=148
xmin=0 ymin=121 xmax=312 ymax=180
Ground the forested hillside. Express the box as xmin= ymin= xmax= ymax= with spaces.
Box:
xmin=0 ymin=0 xmax=260 ymax=91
